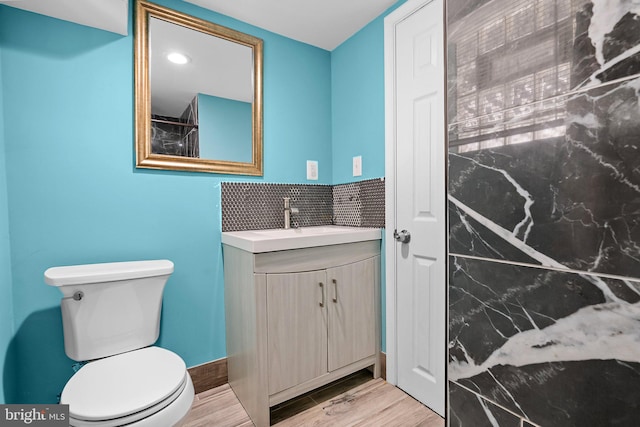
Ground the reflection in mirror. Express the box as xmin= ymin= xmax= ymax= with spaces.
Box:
xmin=135 ymin=1 xmax=263 ymax=175
xmin=149 ymin=17 xmax=253 ymax=162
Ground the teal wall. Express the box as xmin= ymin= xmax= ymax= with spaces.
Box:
xmin=331 ymin=1 xmax=406 ymax=351
xmin=265 ymin=33 xmax=333 ymax=182
xmin=197 ymin=94 xmax=252 ymax=162
xmin=331 ymin=14 xmax=387 ymax=184
xmin=0 ymin=0 xmax=331 ymax=403
xmin=0 ymin=20 xmax=16 ymax=404
xmin=331 ymin=17 xmax=384 ymax=184
xmin=331 ymin=0 xmax=406 ymax=185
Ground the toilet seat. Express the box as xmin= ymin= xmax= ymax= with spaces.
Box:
xmin=61 ymin=346 xmax=192 ymax=427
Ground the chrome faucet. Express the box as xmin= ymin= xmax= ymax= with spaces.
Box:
xmin=283 ymin=197 xmax=299 ymax=229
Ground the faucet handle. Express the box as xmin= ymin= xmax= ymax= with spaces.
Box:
xmin=291 ymin=207 xmax=299 ymax=214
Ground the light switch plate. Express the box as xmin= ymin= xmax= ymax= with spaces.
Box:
xmin=353 ymin=156 xmax=362 ymax=177
xmin=307 ymin=160 xmax=318 ymax=180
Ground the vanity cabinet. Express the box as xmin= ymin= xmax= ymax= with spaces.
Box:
xmin=267 ymin=257 xmax=377 ymax=395
xmin=223 ymin=240 xmax=381 ymax=427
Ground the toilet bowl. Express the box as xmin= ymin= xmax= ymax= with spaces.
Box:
xmin=61 ymin=347 xmax=194 ymax=427
xmin=45 ymin=260 xmax=194 ymax=426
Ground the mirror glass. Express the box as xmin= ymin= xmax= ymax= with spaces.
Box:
xmin=135 ymin=1 xmax=263 ymax=175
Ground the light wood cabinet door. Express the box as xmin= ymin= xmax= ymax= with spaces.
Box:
xmin=266 ymin=270 xmax=328 ymax=395
xmin=327 ymin=257 xmax=378 ymax=372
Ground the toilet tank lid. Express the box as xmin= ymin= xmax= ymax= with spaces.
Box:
xmin=44 ymin=260 xmax=174 ymax=286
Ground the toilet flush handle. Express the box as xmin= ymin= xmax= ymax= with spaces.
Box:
xmin=62 ymin=291 xmax=84 ymax=301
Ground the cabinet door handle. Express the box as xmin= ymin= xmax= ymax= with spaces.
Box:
xmin=319 ymin=282 xmax=325 ymax=307
xmin=332 ymin=279 xmax=338 ymax=303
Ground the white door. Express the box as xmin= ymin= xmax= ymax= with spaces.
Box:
xmin=384 ymin=0 xmax=445 ymax=416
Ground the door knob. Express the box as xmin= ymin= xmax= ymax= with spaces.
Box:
xmin=394 ymin=229 xmax=411 ymax=243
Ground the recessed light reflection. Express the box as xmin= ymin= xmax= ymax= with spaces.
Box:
xmin=167 ymin=52 xmax=190 ymax=65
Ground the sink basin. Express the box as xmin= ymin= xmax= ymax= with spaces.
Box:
xmin=222 ymin=225 xmax=381 ymax=253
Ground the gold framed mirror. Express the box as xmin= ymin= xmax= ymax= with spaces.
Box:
xmin=135 ymin=1 xmax=263 ymax=175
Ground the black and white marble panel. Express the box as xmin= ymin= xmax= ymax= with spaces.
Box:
xmin=572 ymin=1 xmax=640 ymax=88
xmin=447 ymin=0 xmax=640 ymax=425
xmin=447 ymin=0 xmax=640 ymax=125
xmin=449 ymin=256 xmax=640 ymax=426
xmin=449 ymin=200 xmax=541 ymax=265
xmin=449 ymin=75 xmax=640 ymax=278
xmin=449 ymin=382 xmax=521 ymax=427
xmin=179 ymin=95 xmax=199 ymax=158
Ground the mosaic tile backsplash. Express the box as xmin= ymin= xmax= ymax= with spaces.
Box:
xmin=221 ymin=178 xmax=385 ymax=232
xmin=333 ymin=179 xmax=386 ymax=228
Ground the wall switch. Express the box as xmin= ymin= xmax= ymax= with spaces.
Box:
xmin=353 ymin=156 xmax=362 ymax=177
xmin=307 ymin=160 xmax=318 ymax=180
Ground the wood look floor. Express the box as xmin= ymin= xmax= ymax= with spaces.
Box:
xmin=179 ymin=370 xmax=444 ymax=427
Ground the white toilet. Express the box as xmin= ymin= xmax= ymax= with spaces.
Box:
xmin=45 ymin=260 xmax=194 ymax=427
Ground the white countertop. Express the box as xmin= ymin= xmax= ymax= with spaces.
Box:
xmin=221 ymin=225 xmax=382 ymax=253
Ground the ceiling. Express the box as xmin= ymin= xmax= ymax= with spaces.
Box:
xmin=184 ymin=0 xmax=398 ymax=51
xmin=0 ymin=0 xmax=399 ymax=51
xmin=0 ymin=0 xmax=129 ymax=35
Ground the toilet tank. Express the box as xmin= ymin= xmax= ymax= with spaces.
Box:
xmin=44 ymin=260 xmax=174 ymax=361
